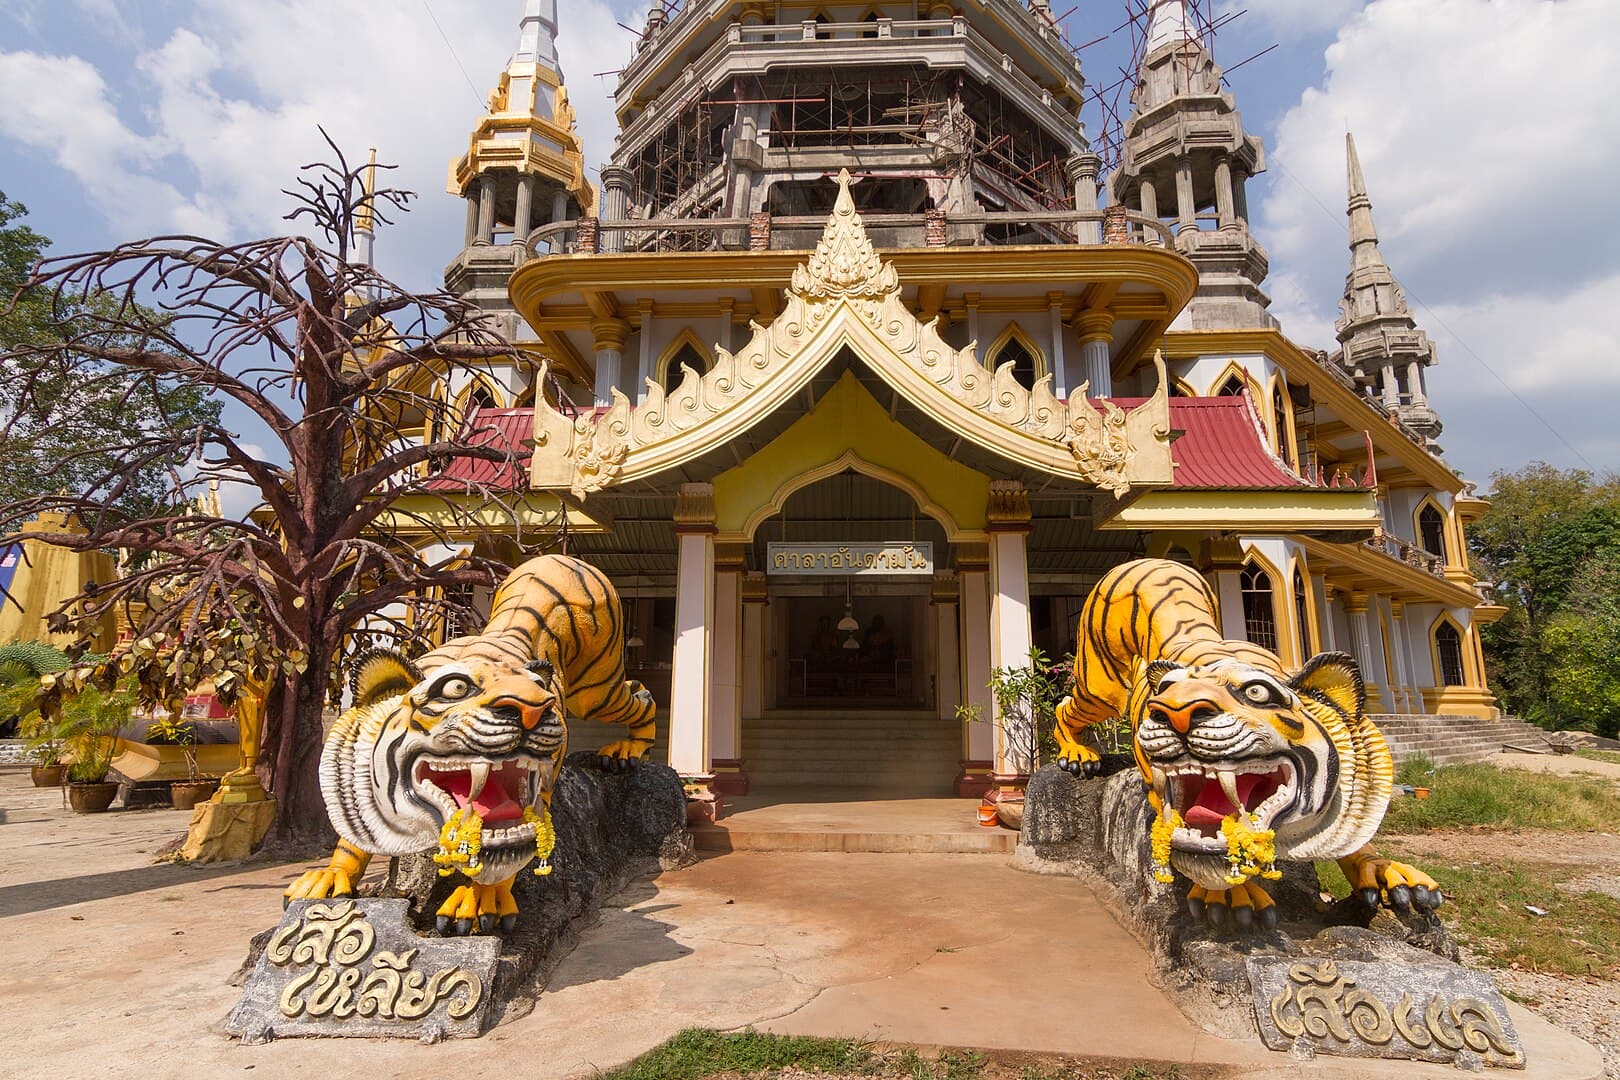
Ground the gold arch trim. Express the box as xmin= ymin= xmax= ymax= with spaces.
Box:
xmin=530 ymin=169 xmax=1175 ymax=499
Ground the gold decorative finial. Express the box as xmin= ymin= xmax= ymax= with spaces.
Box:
xmin=355 ymin=147 xmax=379 ymax=235
xmin=790 ymin=169 xmax=898 ymax=301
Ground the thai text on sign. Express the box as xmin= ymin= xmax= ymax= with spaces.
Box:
xmin=767 ymin=541 xmax=934 ymax=576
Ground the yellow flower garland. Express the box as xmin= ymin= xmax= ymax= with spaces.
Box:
xmin=523 ymin=805 xmax=557 ymax=876
xmin=1150 ymin=810 xmax=1183 ymax=884
xmin=1219 ymin=812 xmax=1281 ymax=885
xmin=433 ymin=808 xmax=484 ymax=877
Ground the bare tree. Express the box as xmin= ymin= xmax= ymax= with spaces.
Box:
xmin=1 ymin=136 xmax=569 ymax=849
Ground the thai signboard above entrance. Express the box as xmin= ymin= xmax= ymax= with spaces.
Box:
xmin=768 ymin=541 xmax=934 ymax=576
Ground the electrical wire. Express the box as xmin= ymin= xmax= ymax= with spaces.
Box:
xmin=421 ymin=0 xmax=488 ymax=111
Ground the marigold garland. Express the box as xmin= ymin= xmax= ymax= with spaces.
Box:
xmin=1150 ymin=810 xmax=1184 ymax=883
xmin=434 ymin=808 xmax=483 ymax=877
xmin=523 ymin=805 xmax=556 ymax=876
xmin=1220 ymin=812 xmax=1281 ymax=885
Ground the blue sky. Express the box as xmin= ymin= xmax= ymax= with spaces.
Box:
xmin=0 ymin=0 xmax=1615 ymax=488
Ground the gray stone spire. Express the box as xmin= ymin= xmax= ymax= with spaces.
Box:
xmin=1334 ymin=133 xmax=1442 ymax=447
xmin=515 ymin=0 xmax=559 ymax=70
xmin=1111 ymin=0 xmax=1273 ymax=330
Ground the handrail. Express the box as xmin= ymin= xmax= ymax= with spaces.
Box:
xmin=524 ymin=207 xmax=1173 ymax=258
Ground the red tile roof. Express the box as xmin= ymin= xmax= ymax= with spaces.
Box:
xmin=425 ymin=395 xmax=1307 ymax=493
xmin=423 ymin=408 xmax=533 ymax=492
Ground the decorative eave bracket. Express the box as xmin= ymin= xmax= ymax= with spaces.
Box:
xmin=531 ymin=169 xmax=1174 ymax=498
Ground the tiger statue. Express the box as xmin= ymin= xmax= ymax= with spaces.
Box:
xmin=1053 ymin=558 xmax=1442 ymax=932
xmin=283 ymin=554 xmax=656 ymax=936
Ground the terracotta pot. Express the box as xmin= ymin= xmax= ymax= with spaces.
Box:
xmin=1414 ymin=787 xmax=1431 ymax=800
xmin=30 ymin=764 xmax=66 ymax=788
xmin=171 ymin=778 xmax=220 ymax=811
xmin=68 ymin=781 xmax=119 ymax=814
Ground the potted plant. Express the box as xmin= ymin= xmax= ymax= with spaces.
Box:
xmin=26 ymin=740 xmax=67 ymax=787
xmin=146 ymin=712 xmax=219 ymax=810
xmin=44 ymin=683 xmax=135 ymax=814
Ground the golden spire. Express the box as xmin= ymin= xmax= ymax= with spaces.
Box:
xmin=355 ymin=147 xmax=379 ymax=236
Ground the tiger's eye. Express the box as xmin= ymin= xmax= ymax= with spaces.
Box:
xmin=1243 ymin=683 xmax=1272 ymax=704
xmin=439 ymin=676 xmax=472 ymax=699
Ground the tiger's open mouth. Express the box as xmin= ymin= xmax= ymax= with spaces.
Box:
xmin=1149 ymin=758 xmax=1297 ymax=852
xmin=413 ymin=756 xmax=550 ymax=840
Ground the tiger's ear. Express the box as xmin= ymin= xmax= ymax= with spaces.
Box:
xmin=349 ymin=649 xmax=422 ymax=708
xmin=1289 ymin=652 xmax=1365 ymax=721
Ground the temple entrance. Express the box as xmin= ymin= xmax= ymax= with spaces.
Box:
xmin=743 ymin=470 xmax=962 ymax=796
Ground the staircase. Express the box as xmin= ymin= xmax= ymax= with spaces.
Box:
xmin=1370 ymin=714 xmax=1552 ymax=767
xmin=742 ymin=709 xmax=962 ymax=797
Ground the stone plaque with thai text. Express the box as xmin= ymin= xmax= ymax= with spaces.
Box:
xmin=766 ymin=541 xmax=933 ymax=576
xmin=227 ymin=899 xmax=499 ymax=1042
xmin=1247 ymin=956 xmax=1524 ymax=1069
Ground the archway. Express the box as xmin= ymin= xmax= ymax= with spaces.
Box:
xmin=742 ymin=469 xmax=961 ymax=798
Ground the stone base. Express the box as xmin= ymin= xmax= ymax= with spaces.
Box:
xmin=711 ymin=760 xmax=750 ymax=797
xmin=228 ymin=752 xmax=694 ymax=1039
xmin=1013 ymin=762 xmax=1517 ymax=1068
xmin=180 ymin=797 xmax=275 ymax=864
xmin=955 ymin=759 xmax=993 ymax=798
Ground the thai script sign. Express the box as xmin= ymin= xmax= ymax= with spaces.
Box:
xmin=227 ymin=899 xmax=499 ymax=1042
xmin=1247 ymin=957 xmax=1523 ymax=1069
xmin=767 ymin=541 xmax=933 ymax=576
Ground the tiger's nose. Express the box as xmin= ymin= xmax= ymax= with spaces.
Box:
xmin=489 ymin=697 xmax=550 ymax=730
xmin=1148 ymin=701 xmax=1221 ymax=735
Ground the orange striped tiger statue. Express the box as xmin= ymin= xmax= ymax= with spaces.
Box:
xmin=1053 ymin=559 xmax=1441 ymax=931
xmin=283 ymin=554 xmax=655 ymax=936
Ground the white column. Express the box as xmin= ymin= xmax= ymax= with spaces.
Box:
xmin=1074 ymin=310 xmax=1114 ymax=398
xmin=477 ymin=179 xmax=496 ymax=245
xmin=636 ymin=301 xmax=656 ymax=403
xmin=1214 ymin=570 xmax=1247 ymax=640
xmin=965 ymin=293 xmax=981 ymax=354
xmin=1214 ymin=156 xmax=1237 ymax=232
xmin=1174 ymin=160 xmax=1195 ymax=238
xmin=1345 ymin=594 xmax=1383 ymax=713
xmin=668 ymin=484 xmax=715 ymax=778
xmin=513 ymin=174 xmax=536 ymax=244
xmin=1313 ymin=575 xmax=1336 ymax=651
xmin=1389 ymin=603 xmax=1415 ymax=714
xmin=1047 ymin=293 xmax=1068 ymax=398
xmin=987 ymin=482 xmax=1034 ymax=777
xmin=591 ymin=320 xmax=628 ymax=407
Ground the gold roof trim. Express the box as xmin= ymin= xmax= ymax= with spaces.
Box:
xmin=529 ymin=170 xmax=1174 ymax=498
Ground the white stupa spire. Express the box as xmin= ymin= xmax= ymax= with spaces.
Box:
xmin=1145 ymin=0 xmax=1197 ymax=56
xmin=515 ymin=0 xmax=559 ymax=70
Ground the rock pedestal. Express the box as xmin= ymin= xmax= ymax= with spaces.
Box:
xmin=228 ymin=753 xmax=693 ymax=1040
xmin=1016 ymin=763 xmax=1521 ymax=1069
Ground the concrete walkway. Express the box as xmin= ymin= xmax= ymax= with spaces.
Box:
xmin=0 ymin=771 xmax=1600 ymax=1080
xmin=694 ymin=793 xmax=1017 ymax=853
xmin=1493 ymin=750 xmax=1620 ymax=780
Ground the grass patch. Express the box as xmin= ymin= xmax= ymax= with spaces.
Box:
xmin=1576 ymin=749 xmax=1620 ymax=766
xmin=1395 ymin=752 xmax=1436 ymax=787
xmin=600 ymin=1029 xmax=874 ymax=1080
xmin=1382 ymin=763 xmax=1620 ymax=833
xmin=1415 ymin=859 xmax=1620 ymax=979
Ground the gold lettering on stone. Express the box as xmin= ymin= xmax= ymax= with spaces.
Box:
xmin=1267 ymin=960 xmax=1522 ymax=1067
xmin=271 ymin=903 xmax=485 ymax=1024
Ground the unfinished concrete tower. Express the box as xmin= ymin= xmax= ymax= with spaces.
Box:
xmin=1111 ymin=0 xmax=1273 ymax=330
xmin=445 ymin=0 xmax=597 ymax=338
xmin=1334 ymin=133 xmax=1442 ymax=447
xmin=603 ymin=0 xmax=1094 ymax=252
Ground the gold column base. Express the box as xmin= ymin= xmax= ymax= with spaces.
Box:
xmin=214 ymin=766 xmax=270 ymax=805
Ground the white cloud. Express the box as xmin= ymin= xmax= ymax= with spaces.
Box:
xmin=0 ymin=0 xmax=637 ymax=288
xmin=1218 ymin=0 xmax=1367 ymax=38
xmin=1254 ymin=0 xmax=1620 ymax=475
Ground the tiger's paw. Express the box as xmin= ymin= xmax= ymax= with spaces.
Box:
xmin=282 ymin=867 xmax=355 ymax=908
xmin=1056 ymin=743 xmax=1101 ymax=779
xmin=1187 ymin=881 xmax=1278 ymax=933
xmin=1348 ymin=857 xmax=1444 ymax=914
xmin=595 ymin=739 xmax=649 ymax=773
xmin=435 ymin=879 xmax=519 ymax=937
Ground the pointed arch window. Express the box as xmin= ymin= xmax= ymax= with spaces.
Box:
xmin=1273 ymin=383 xmax=1295 ymax=470
xmin=465 ymin=383 xmax=497 ymax=412
xmin=988 ymin=325 xmax=1044 ymax=391
xmin=860 ymin=11 xmax=880 ymax=37
xmin=1217 ymin=373 xmax=1247 ymax=397
xmin=662 ymin=342 xmax=706 ymax=394
xmin=813 ymin=13 xmax=833 ymax=39
xmin=1435 ymin=622 xmax=1466 ymax=687
xmin=1241 ymin=563 xmax=1278 ymax=652
xmin=1418 ymin=504 xmax=1448 ymax=561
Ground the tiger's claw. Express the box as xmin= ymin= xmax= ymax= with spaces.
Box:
xmin=1188 ymin=882 xmax=1278 ymax=933
xmin=1056 ymin=744 xmax=1101 ymax=779
xmin=1345 ymin=856 xmax=1444 ymax=913
xmin=435 ymin=878 xmax=519 ymax=936
xmin=282 ymin=868 xmax=355 ymax=908
xmin=595 ymin=738 xmax=651 ymax=771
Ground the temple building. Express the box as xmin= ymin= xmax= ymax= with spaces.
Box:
xmin=426 ymin=0 xmax=1502 ymax=810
